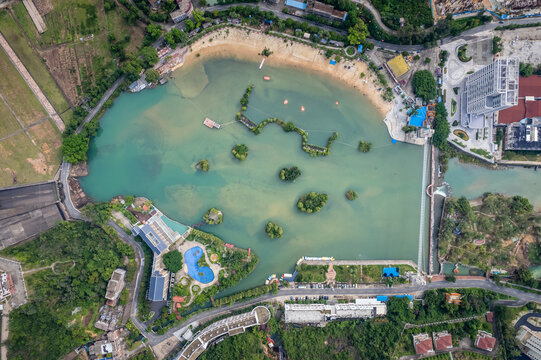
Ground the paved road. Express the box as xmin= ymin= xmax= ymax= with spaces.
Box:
xmin=59 ymin=162 xmax=82 ymax=220
xmin=75 ymin=75 xmax=126 ymax=134
xmin=514 ymin=312 xmax=541 ymax=331
xmin=138 ymin=278 xmax=541 ymax=346
xmin=351 ymin=0 xmax=398 ymax=36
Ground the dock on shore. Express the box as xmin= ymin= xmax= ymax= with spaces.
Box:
xmin=238 ymin=114 xmax=257 ymax=130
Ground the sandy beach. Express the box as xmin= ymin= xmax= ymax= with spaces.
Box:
xmin=177 ymin=27 xmax=393 ymax=118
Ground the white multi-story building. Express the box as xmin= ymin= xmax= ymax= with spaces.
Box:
xmin=284 ymin=298 xmax=387 ymax=324
xmin=462 ymin=58 xmax=519 ymax=128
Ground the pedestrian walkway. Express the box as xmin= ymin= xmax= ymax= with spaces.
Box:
xmin=0 ymin=33 xmax=64 ymax=131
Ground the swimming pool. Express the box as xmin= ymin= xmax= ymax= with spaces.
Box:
xmin=185 ymin=246 xmax=215 ymax=284
xmin=162 ymin=215 xmax=189 ymax=236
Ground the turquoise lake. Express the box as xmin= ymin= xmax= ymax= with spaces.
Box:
xmin=81 ymin=57 xmax=429 ymax=290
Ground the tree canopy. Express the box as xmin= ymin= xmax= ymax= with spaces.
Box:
xmin=140 ymin=46 xmax=159 ymax=68
xmin=266 ymin=221 xmax=284 ymax=238
xmin=412 ymin=70 xmax=437 ymax=102
xmin=297 ymin=192 xmax=328 ymax=213
xmin=145 ymin=68 xmax=160 ymax=83
xmin=279 ymin=166 xmax=301 ymax=181
xmin=61 ymin=133 xmax=89 ymax=164
xmin=432 ymin=102 xmax=450 ymax=150
xmin=163 ymin=251 xmax=183 ymax=273
xmin=347 ymin=20 xmax=368 ymax=46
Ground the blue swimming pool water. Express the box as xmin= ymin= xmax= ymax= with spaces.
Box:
xmin=185 ymin=246 xmax=215 ymax=284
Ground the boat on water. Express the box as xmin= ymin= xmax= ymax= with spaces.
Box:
xmin=283 ymin=99 xmax=288 ymax=105
xmin=301 ymin=105 xmax=305 ymax=112
xmin=203 ymin=117 xmax=221 ymax=129
xmin=263 ymin=76 xmax=271 ymax=81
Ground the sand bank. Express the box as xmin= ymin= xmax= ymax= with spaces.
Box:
xmin=176 ymin=27 xmax=393 ymax=118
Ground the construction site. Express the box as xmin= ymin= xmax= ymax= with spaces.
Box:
xmin=434 ymin=0 xmax=541 ymax=19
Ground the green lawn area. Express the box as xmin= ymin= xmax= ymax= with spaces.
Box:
xmin=296 ymin=264 xmax=327 ymax=283
xmin=0 ymin=10 xmax=70 ymax=112
xmin=0 ymin=100 xmax=21 ymax=138
xmin=0 ymin=44 xmax=46 ymax=125
xmin=502 ymin=150 xmax=541 ymax=162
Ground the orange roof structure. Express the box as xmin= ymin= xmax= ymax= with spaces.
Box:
xmin=433 ymin=331 xmax=453 ymax=351
xmin=413 ymin=333 xmax=434 ymax=355
xmin=173 ymin=296 xmax=186 ymax=303
xmin=475 ymin=331 xmax=496 ymax=352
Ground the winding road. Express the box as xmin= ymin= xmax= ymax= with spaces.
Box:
xmin=514 ymin=312 xmax=541 ymax=331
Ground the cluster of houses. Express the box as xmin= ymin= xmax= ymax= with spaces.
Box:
xmin=412 ymin=312 xmax=497 ymax=355
xmin=283 ymin=0 xmax=347 ymax=23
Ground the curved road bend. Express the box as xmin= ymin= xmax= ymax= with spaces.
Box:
xmin=515 ymin=312 xmax=541 ymax=331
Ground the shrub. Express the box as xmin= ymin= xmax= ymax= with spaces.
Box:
xmin=196 ymin=159 xmax=209 ymax=172
xmin=62 ymin=134 xmax=89 ymax=164
xmin=265 ymin=222 xmax=284 ymax=238
xmin=358 ymin=140 xmax=372 ymax=153
xmin=345 ymin=189 xmax=357 ymax=200
xmin=279 ymin=166 xmax=301 ymax=182
xmin=297 ymin=192 xmax=328 ymax=213
xmin=402 ymin=125 xmax=417 ymax=133
xmin=232 ymin=144 xmax=248 ymax=161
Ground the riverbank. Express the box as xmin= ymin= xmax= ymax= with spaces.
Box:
xmin=177 ymin=27 xmax=392 ymax=118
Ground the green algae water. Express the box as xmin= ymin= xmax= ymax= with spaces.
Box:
xmin=81 ymin=57 xmax=428 ymax=290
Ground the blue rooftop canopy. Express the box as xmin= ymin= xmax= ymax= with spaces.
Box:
xmin=330 ymin=59 xmax=337 ymax=65
xmin=285 ymin=0 xmax=306 ymax=10
xmin=383 ymin=267 xmax=399 ymax=277
xmin=409 ymin=107 xmax=427 ymax=127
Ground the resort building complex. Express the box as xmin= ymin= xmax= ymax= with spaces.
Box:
xmin=132 ymin=207 xmax=191 ymax=301
xmin=284 ymin=298 xmax=387 ymax=324
xmin=462 ymin=58 xmax=519 ymax=129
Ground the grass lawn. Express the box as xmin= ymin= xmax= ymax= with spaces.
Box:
xmin=0 ymin=100 xmax=21 ymax=138
xmin=0 ymin=10 xmax=70 ymax=112
xmin=296 ymin=264 xmax=327 ymax=283
xmin=0 ymin=45 xmax=46 ymax=125
xmin=502 ymin=150 xmax=541 ymax=162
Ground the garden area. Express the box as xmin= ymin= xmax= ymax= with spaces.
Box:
xmin=438 ymin=193 xmax=540 ymax=272
xmin=453 ymin=129 xmax=469 ymax=141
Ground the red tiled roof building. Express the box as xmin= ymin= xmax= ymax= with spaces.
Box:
xmin=433 ymin=331 xmax=453 ymax=351
xmin=413 ymin=333 xmax=434 ymax=355
xmin=475 ymin=331 xmax=497 ymax=352
xmin=498 ymin=76 xmax=541 ymax=124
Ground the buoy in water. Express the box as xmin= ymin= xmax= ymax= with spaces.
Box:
xmin=283 ymin=99 xmax=288 ymax=105
xmin=263 ymin=76 xmax=271 ymax=81
xmin=301 ymin=106 xmax=305 ymax=112
xmin=335 ymin=101 xmax=339 ymax=105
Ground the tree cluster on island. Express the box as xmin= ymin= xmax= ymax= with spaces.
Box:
xmin=345 ymin=189 xmax=358 ymax=200
xmin=297 ymin=192 xmax=328 ymax=213
xmin=239 ymin=85 xmax=254 ymax=111
xmin=265 ymin=221 xmax=284 ymax=238
xmin=196 ymin=159 xmax=209 ymax=172
xmin=163 ymin=250 xmax=183 ymax=273
xmin=232 ymin=144 xmax=248 ymax=161
xmin=204 ymin=208 xmax=223 ymax=224
xmin=358 ymin=140 xmax=372 ymax=153
xmin=279 ymin=166 xmax=301 ymax=182
xmin=260 ymin=47 xmax=273 ymax=57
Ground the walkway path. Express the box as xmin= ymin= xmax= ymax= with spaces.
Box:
xmin=404 ymin=314 xmax=482 ymax=329
xmin=0 ymin=303 xmax=10 ymax=360
xmin=0 ymin=32 xmax=64 ymax=132
xmin=75 ymin=75 xmax=125 ymax=134
xmin=22 ymin=260 xmax=75 ymax=275
xmin=417 ymin=140 xmax=430 ymax=275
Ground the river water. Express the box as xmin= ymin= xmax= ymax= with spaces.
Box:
xmin=81 ymin=57 xmax=429 ymax=290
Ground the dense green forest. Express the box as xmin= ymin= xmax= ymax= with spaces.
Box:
xmin=371 ymin=0 xmax=433 ymax=30
xmin=3 ymin=221 xmax=132 ymax=360
xmin=439 ymin=193 xmax=539 ymax=271
xmin=200 ymin=328 xmax=268 ymax=360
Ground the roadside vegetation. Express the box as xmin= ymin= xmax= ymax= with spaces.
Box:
xmin=1 ymin=221 xmax=134 ymax=360
xmin=438 ymin=193 xmax=540 ymax=272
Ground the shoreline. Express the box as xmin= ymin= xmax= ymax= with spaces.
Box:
xmin=175 ymin=27 xmax=393 ymax=118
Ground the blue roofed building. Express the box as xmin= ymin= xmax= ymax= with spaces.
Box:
xmin=148 ymin=269 xmax=168 ymax=301
xmin=132 ymin=207 xmax=192 ymax=301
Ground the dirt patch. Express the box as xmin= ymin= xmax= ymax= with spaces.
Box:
xmin=514 ymin=234 xmax=536 ymax=266
xmin=83 ymin=308 xmax=93 ymax=327
xmin=26 ymin=152 xmax=50 ymax=175
xmin=39 ymin=45 xmax=81 ymax=104
xmin=32 ymin=0 xmax=53 ymax=16
xmin=70 ymin=162 xmax=88 ymax=177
